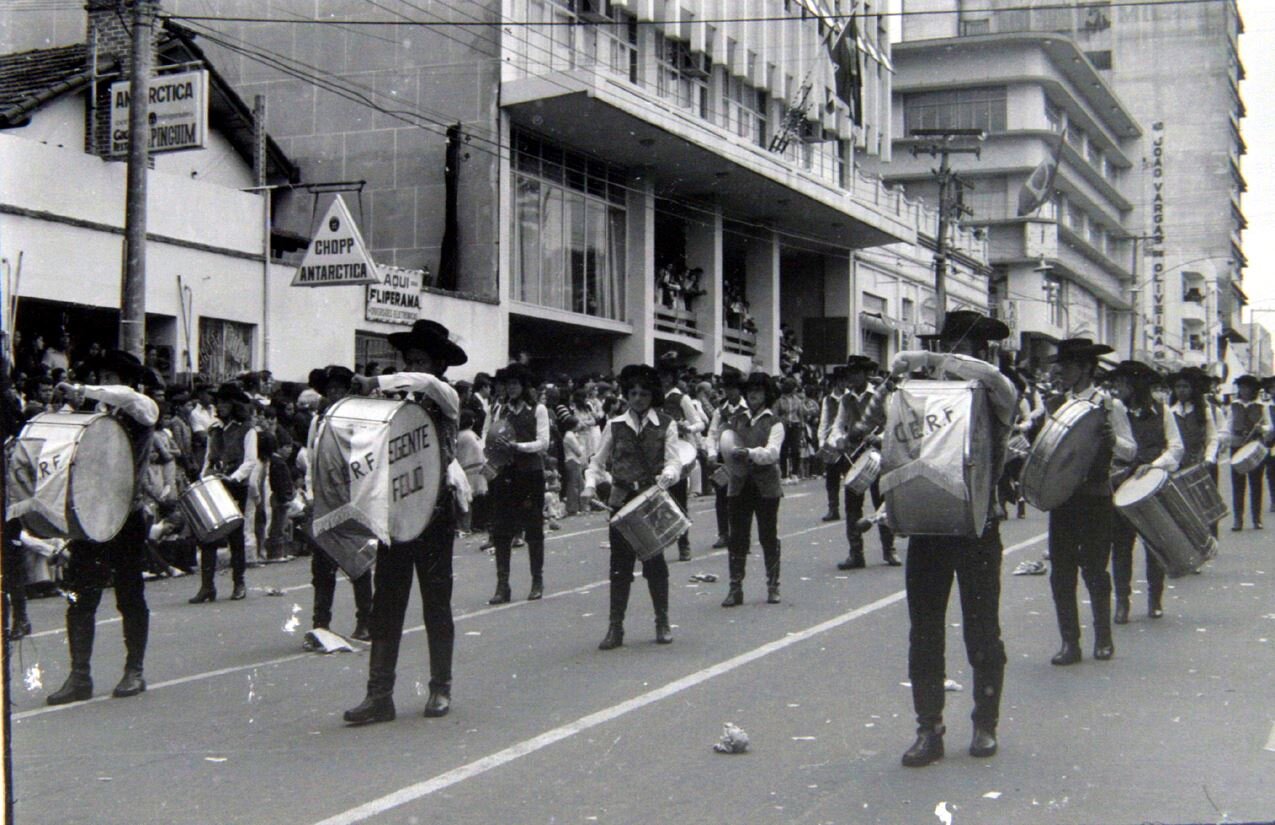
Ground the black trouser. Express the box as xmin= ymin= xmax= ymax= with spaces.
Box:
xmin=998 ymin=457 xmax=1025 ymax=509
xmin=606 ymin=519 xmax=670 ymax=623
xmin=197 ymin=480 xmax=247 ymax=585
xmin=1231 ymin=465 xmax=1264 ymax=526
xmin=824 ymin=459 xmax=844 ymax=514
xmin=728 ymin=481 xmax=780 ymax=584
xmin=1048 ymin=494 xmax=1114 ymax=645
xmin=369 ymin=506 xmax=455 ymax=692
xmin=845 ymin=480 xmax=893 ymax=555
xmin=490 ymin=468 xmax=546 ymax=583
xmin=62 ymin=509 xmax=150 ymax=675
xmin=1111 ymin=513 xmax=1164 ymax=605
xmin=906 ymin=522 xmax=1006 ymax=731
xmin=669 ymin=477 xmax=691 ymax=551
xmin=1266 ymin=456 xmax=1275 ymax=511
xmin=713 ymin=474 xmax=730 ymax=539
xmin=780 ymin=425 xmax=802 ymax=477
xmin=3 ymin=518 xmax=29 ymax=629
xmin=311 ymin=547 xmax=373 ymax=631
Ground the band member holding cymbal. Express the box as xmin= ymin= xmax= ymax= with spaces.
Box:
xmin=1038 ymin=339 xmax=1136 ymax=666
xmin=817 ymin=367 xmax=848 ymax=522
xmin=1107 ymin=361 xmax=1183 ymax=623
xmin=706 ymin=369 xmax=746 ymax=549
xmin=343 ymin=320 xmax=466 ymax=724
xmin=1227 ymin=374 xmax=1270 ymax=531
xmin=720 ymin=372 xmax=786 ymax=607
xmin=46 ymin=350 xmax=158 ymax=705
xmin=582 ymin=364 xmax=681 ymax=650
xmin=848 ymin=311 xmax=1018 ymax=767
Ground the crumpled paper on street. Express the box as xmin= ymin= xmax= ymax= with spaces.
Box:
xmin=303 ymin=628 xmax=355 ymax=653
xmin=689 ymin=573 xmax=718 ymax=583
xmin=1012 ymin=559 xmax=1047 ymax=576
xmin=713 ymin=722 xmax=750 ymax=754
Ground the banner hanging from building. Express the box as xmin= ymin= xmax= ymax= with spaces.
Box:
xmin=109 ymin=69 xmax=208 ymax=156
xmin=293 ymin=195 xmax=379 ymax=287
xmin=366 ymin=266 xmax=425 ymax=325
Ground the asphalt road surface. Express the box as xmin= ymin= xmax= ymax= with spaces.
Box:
xmin=8 ymin=477 xmax=1275 ymax=825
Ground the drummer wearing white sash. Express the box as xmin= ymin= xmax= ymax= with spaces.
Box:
xmin=343 ymin=320 xmax=467 ymax=725
xmin=1226 ymin=374 xmax=1270 ymax=531
xmin=1107 ymin=361 xmax=1184 ymax=624
xmin=1037 ymin=339 xmax=1136 ymax=667
xmin=46 ymin=350 xmax=158 ymax=705
xmin=582 ymin=364 xmax=680 ymax=650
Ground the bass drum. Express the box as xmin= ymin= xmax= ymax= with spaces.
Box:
xmin=1020 ymin=397 xmax=1106 ymax=511
xmin=310 ymin=397 xmax=444 ymax=577
xmin=6 ymin=413 xmax=134 ymax=543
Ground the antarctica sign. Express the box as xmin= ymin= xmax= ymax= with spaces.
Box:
xmin=366 ymin=266 xmax=425 ymax=325
xmin=109 ymin=69 xmax=208 ymax=156
xmin=292 ymin=195 xmax=379 ymax=287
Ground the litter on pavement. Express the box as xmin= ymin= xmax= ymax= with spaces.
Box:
xmin=713 ymin=722 xmax=750 ymax=754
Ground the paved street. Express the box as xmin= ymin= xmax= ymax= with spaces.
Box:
xmin=9 ymin=478 xmax=1275 ymax=825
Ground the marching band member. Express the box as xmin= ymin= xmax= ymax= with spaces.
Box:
xmin=706 ymin=369 xmax=746 ymax=549
xmin=582 ymin=364 xmax=680 ymax=649
xmin=1262 ymin=377 xmax=1275 ymax=513
xmin=720 ymin=372 xmax=786 ymax=607
xmin=1038 ymin=339 xmax=1136 ymax=667
xmin=1107 ymin=361 xmax=1184 ymax=624
xmin=817 ymin=367 xmax=848 ymax=522
xmin=1170 ymin=366 xmax=1222 ymax=508
xmin=829 ymin=356 xmax=898 ymax=569
xmin=303 ymin=365 xmax=374 ymax=646
xmin=857 ymin=311 xmax=1017 ymax=767
xmin=485 ymin=362 xmax=549 ymax=604
xmin=46 ymin=351 xmax=158 ymax=705
xmin=1227 ymin=374 xmax=1271 ymax=531
xmin=659 ymin=359 xmax=705 ymax=561
xmin=188 ymin=383 xmax=258 ymax=604
xmin=343 ymin=320 xmax=466 ymax=724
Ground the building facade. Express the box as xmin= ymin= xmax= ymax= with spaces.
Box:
xmin=896 ymin=0 xmax=1247 ymax=375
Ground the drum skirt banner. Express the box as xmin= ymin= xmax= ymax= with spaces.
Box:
xmin=5 ymin=437 xmax=72 ymax=534
xmin=311 ymin=417 xmax=393 ymax=579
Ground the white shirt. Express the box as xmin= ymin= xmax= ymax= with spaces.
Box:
xmin=497 ymin=400 xmax=550 ymax=454
xmin=82 ymin=384 xmax=159 ymax=428
xmin=201 ymin=420 xmax=258 ymax=483
xmin=1169 ymin=400 xmax=1221 ymax=465
xmin=707 ymin=397 xmax=745 ymax=461
xmin=1067 ymin=384 xmax=1137 ymax=465
xmin=584 ymin=408 xmax=681 ymax=493
xmin=1125 ymin=401 xmax=1185 ymax=472
xmin=375 ymin=372 xmax=460 ymax=422
xmin=189 ymin=403 xmax=215 ymax=434
xmin=737 ymin=406 xmax=785 ymax=465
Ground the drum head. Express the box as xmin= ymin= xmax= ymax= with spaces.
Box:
xmin=1113 ymin=467 xmax=1169 ymax=507
xmin=612 ymin=486 xmax=656 ymax=521
xmin=72 ymin=415 xmax=135 ymax=541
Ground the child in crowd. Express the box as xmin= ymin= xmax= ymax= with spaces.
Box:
xmin=259 ymin=429 xmax=296 ymax=562
xmin=456 ymin=409 xmax=487 ymax=535
xmin=562 ymin=415 xmax=585 ymax=516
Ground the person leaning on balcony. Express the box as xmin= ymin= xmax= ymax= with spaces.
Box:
xmin=1227 ymin=374 xmax=1271 ymax=531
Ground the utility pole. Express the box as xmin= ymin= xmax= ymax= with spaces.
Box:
xmin=910 ymin=129 xmax=983 ymax=319
xmin=121 ymin=0 xmax=155 ymax=358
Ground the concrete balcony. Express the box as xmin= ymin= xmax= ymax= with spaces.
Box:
xmin=1180 ymin=299 xmax=1207 ymax=324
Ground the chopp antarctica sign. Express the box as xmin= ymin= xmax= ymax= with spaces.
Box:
xmin=109 ymin=69 xmax=208 ymax=156
xmin=366 ymin=266 xmax=425 ymax=325
xmin=293 ymin=195 xmax=379 ymax=287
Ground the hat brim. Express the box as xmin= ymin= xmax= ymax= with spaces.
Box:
xmin=386 ymin=331 xmax=468 ymax=367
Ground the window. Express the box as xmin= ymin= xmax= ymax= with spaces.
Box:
xmin=960 ymin=18 xmax=990 ymax=35
xmin=901 ymin=298 xmax=915 ymax=324
xmin=1085 ymin=50 xmax=1113 ymax=71
xmin=355 ymin=331 xmax=403 ymax=373
xmin=903 ymin=87 xmax=1007 ymax=135
xmin=198 ymin=317 xmax=253 ymax=383
xmin=1045 ymin=99 xmax=1065 ymax=133
xmin=862 ymin=293 xmax=887 ymax=314
xmin=722 ymin=73 xmax=768 ymax=146
xmin=655 ymin=34 xmax=709 ymax=115
xmin=513 ymin=132 xmax=627 ymax=320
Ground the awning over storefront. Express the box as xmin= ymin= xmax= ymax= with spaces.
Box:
xmin=859 ymin=311 xmax=899 ymax=337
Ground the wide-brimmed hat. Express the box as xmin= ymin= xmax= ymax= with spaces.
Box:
xmin=214 ymin=383 xmax=252 ymax=404
xmin=743 ymin=371 xmax=779 ymax=406
xmin=496 ymin=362 xmax=540 ymax=389
xmin=1169 ymin=367 xmax=1211 ymax=391
xmin=1234 ymin=374 xmax=1261 ymax=390
xmin=386 ymin=320 xmax=468 ymax=367
xmin=919 ymin=310 xmax=1010 ymax=344
xmin=618 ymin=364 xmax=664 ymax=406
xmin=1051 ymin=338 xmax=1115 ymax=364
xmin=845 ymin=355 xmax=877 ymax=374
xmin=719 ymin=366 xmax=744 ymax=389
xmin=94 ymin=349 xmax=145 ymax=382
xmin=1107 ymin=360 xmax=1161 ymax=385
xmin=322 ymin=365 xmax=355 ymax=391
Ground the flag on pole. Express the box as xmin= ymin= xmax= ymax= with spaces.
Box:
xmin=1017 ymin=131 xmax=1066 ymax=216
xmin=827 ymin=17 xmax=863 ymax=126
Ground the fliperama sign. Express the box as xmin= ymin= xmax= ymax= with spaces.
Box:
xmin=293 ymin=195 xmax=379 ymax=287
xmin=366 ymin=266 xmax=425 ymax=325
xmin=109 ymin=69 xmax=208 ymax=156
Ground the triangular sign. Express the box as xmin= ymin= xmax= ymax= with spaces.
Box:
xmin=292 ymin=195 xmax=379 ymax=287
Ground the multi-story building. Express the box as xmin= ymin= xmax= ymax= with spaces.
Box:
xmin=4 ymin=0 xmax=959 ymax=381
xmin=873 ymin=25 xmax=1140 ymax=370
xmin=895 ymin=0 xmax=1246 ymax=375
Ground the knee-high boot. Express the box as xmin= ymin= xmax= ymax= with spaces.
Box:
xmin=648 ymin=577 xmax=672 ymax=644
xmin=113 ymin=608 xmax=149 ymax=697
xmin=423 ymin=580 xmax=454 ymax=717
xmin=599 ymin=577 xmax=630 ymax=650
xmin=188 ymin=547 xmax=217 ymax=603
xmin=970 ymin=663 xmax=1003 ymax=757
xmin=489 ymin=539 xmax=512 ymax=604
xmin=47 ymin=609 xmax=96 ymax=705
xmin=721 ymin=554 xmax=745 ymax=607
xmin=526 ymin=539 xmax=544 ymax=600
xmin=343 ymin=637 xmax=400 ymax=724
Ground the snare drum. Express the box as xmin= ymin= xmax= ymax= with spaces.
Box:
xmin=1020 ymin=397 xmax=1107 ymax=511
xmin=1171 ymin=462 xmax=1227 ymax=525
xmin=178 ymin=477 xmax=245 ymax=545
xmin=1230 ymin=441 xmax=1268 ymax=475
xmin=879 ymin=381 xmax=993 ymax=537
xmin=844 ymin=450 xmax=881 ymax=495
xmin=611 ymin=486 xmax=691 ymax=561
xmin=1114 ymin=468 xmax=1217 ymax=578
xmin=6 ymin=413 xmax=134 ymax=542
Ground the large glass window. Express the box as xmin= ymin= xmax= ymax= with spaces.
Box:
xmin=198 ymin=317 xmax=253 ymax=383
xmin=722 ymin=72 xmax=768 ymax=147
xmin=513 ymin=132 xmax=626 ymax=321
xmin=903 ymin=87 xmax=1007 ymax=134
xmin=655 ymin=34 xmax=709 ymax=116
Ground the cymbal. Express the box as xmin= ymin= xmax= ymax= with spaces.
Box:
xmin=718 ymin=430 xmax=749 ymax=477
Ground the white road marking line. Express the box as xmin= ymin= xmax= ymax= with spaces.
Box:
xmin=13 ymin=519 xmax=845 ymax=720
xmin=313 ymin=532 xmax=1048 ymax=825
